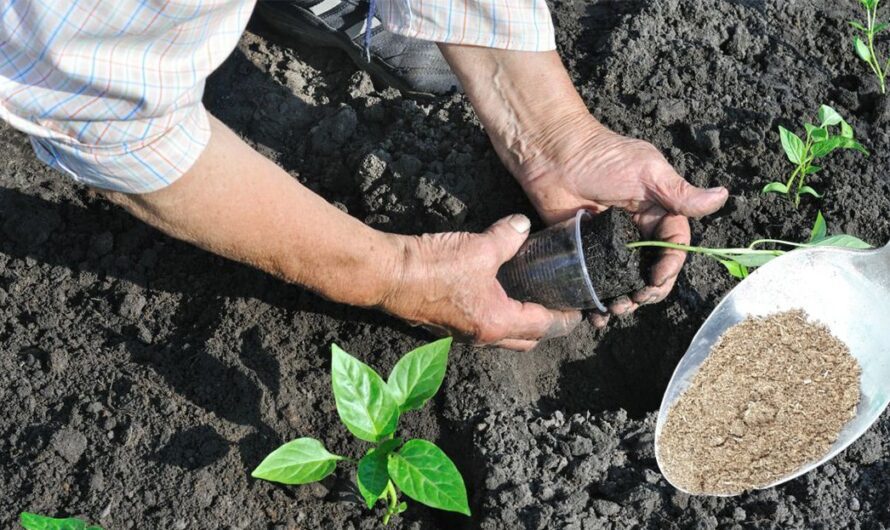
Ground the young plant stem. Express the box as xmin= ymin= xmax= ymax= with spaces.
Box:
xmin=789 ymin=134 xmax=814 ymax=207
xmin=627 ymin=216 xmax=872 ymax=279
xmin=746 ymin=239 xmax=809 ymax=250
xmin=867 ymin=1 xmax=887 ymax=93
xmin=624 ymin=241 xmax=786 ymax=257
xmin=382 ymin=481 xmax=400 ymax=525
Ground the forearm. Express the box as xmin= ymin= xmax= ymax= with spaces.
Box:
xmin=437 ymin=45 xmax=603 ymax=184
xmin=102 ymin=114 xmax=402 ymax=308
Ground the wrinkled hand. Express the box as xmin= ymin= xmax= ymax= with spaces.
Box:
xmin=517 ymin=118 xmax=729 ymax=327
xmin=381 ymin=215 xmax=582 ymax=351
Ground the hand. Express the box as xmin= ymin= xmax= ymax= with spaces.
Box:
xmin=381 ymin=215 xmax=582 ymax=351
xmin=435 ymin=46 xmax=727 ymax=327
xmin=517 ymin=117 xmax=729 ymax=327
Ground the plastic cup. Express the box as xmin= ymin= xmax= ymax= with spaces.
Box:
xmin=497 ymin=209 xmax=607 ymax=311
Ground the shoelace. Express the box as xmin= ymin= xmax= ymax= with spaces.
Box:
xmin=363 ymin=0 xmax=377 ymax=62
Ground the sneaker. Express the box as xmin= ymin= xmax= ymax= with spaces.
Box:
xmin=256 ymin=0 xmax=462 ymax=96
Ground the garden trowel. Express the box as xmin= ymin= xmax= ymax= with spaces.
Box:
xmin=654 ymin=242 xmax=890 ymax=495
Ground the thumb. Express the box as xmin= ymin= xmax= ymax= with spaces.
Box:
xmin=657 ymin=178 xmax=728 ymax=218
xmin=483 ymin=214 xmax=532 ymax=264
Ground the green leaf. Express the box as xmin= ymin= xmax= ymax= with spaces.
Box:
xmin=812 ymin=136 xmax=869 ymax=158
xmin=388 ymin=440 xmax=470 ymax=516
xmin=849 ymin=139 xmax=869 ymax=155
xmin=778 ymin=126 xmax=805 ymax=164
xmin=875 ymin=22 xmax=890 ymax=33
xmin=357 ymin=438 xmax=403 ymax=509
xmin=817 ymin=105 xmax=843 ymax=128
xmin=19 ymin=513 xmax=102 ymax=530
xmin=855 ymin=36 xmax=872 ymax=62
xmin=387 ymin=338 xmax=451 ymax=413
xmin=810 ymin=211 xmax=827 ymax=242
xmin=762 ymin=181 xmax=790 ymax=195
xmin=849 ymin=20 xmax=868 ymax=32
xmin=798 ymin=185 xmax=823 ymax=198
xmin=717 ymin=259 xmax=749 ymax=279
xmin=331 ymin=344 xmax=400 ymax=443
xmin=357 ymin=473 xmax=386 ymax=512
xmin=811 ymin=139 xmax=839 ymax=158
xmin=251 ymin=438 xmax=343 ymax=485
xmin=397 ymin=502 xmax=408 ymax=513
xmin=804 ymin=165 xmax=822 ymax=175
xmin=810 ymin=234 xmax=873 ymax=249
xmin=840 ymin=119 xmax=855 ymax=139
xmin=804 ymin=123 xmax=828 ymax=142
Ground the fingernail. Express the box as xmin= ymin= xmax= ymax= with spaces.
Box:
xmin=588 ymin=312 xmax=609 ymax=329
xmin=707 ymin=187 xmax=727 ymax=195
xmin=508 ymin=215 xmax=531 ymax=233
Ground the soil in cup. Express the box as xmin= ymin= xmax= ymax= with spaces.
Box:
xmin=658 ymin=310 xmax=861 ymax=495
xmin=580 ymin=208 xmax=647 ymax=300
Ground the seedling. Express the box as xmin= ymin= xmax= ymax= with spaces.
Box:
xmin=850 ymin=0 xmax=889 ymax=93
xmin=627 ymin=212 xmax=872 ymax=279
xmin=19 ymin=513 xmax=102 ymax=530
xmin=251 ymin=338 xmax=469 ymax=524
xmin=763 ymin=105 xmax=868 ymax=206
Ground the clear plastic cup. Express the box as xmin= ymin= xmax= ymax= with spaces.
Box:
xmin=497 ymin=209 xmax=607 ymax=311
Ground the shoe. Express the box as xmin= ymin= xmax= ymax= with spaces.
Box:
xmin=256 ymin=0 xmax=462 ymax=96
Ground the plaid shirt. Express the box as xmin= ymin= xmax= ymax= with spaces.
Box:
xmin=0 ymin=1 xmax=556 ymax=193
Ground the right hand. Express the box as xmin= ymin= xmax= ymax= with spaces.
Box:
xmin=381 ymin=215 xmax=582 ymax=351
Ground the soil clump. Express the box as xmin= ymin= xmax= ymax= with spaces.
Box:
xmin=658 ymin=310 xmax=861 ymax=495
xmin=581 ymin=208 xmax=646 ymax=300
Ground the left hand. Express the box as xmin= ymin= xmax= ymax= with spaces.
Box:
xmin=515 ymin=116 xmax=728 ymax=327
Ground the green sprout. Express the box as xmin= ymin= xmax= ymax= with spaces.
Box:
xmin=19 ymin=513 xmax=102 ymax=530
xmin=251 ymin=338 xmax=469 ymax=524
xmin=627 ymin=212 xmax=872 ymax=279
xmin=762 ymin=105 xmax=868 ymax=206
xmin=851 ymin=0 xmax=889 ymax=93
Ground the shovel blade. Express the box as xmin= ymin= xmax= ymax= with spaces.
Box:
xmin=655 ymin=243 xmax=890 ymax=495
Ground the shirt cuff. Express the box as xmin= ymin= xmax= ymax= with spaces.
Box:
xmin=29 ymin=103 xmax=211 ymax=194
xmin=377 ymin=0 xmax=556 ymax=52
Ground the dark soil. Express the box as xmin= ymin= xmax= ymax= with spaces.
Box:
xmin=580 ymin=209 xmax=646 ymax=301
xmin=3 ymin=1 xmax=890 ymax=529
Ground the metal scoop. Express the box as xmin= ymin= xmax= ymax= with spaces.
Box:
xmin=654 ymin=242 xmax=890 ymax=495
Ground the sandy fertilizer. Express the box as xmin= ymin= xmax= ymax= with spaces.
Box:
xmin=658 ymin=310 xmax=861 ymax=495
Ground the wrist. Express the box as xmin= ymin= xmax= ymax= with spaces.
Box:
xmin=439 ymin=45 xmax=609 ymax=221
xmin=277 ymin=223 xmax=407 ymax=310
xmin=441 ymin=46 xmax=593 ymax=174
xmin=350 ymin=230 xmax=409 ymax=310
xmin=515 ymin=113 xmax=614 ymax=223
xmin=371 ymin=234 xmax=427 ymax=323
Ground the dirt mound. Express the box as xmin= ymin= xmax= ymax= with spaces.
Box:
xmin=473 ymin=408 xmax=890 ymax=529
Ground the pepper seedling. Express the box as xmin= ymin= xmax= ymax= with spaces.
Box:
xmin=627 ymin=212 xmax=872 ymax=279
xmin=850 ymin=0 xmax=889 ymax=93
xmin=763 ymin=105 xmax=868 ymax=206
xmin=19 ymin=513 xmax=103 ymax=530
xmin=251 ymin=338 xmax=470 ymax=524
